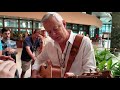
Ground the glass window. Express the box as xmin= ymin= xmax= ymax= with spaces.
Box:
xmin=106 ymin=25 xmax=109 ymax=32
xmin=11 ymin=28 xmax=19 ymax=40
xmin=4 ymin=19 xmax=18 ymax=27
xmin=28 ymin=21 xmax=32 ymax=28
xmin=13 ymin=28 xmax=18 ymax=35
xmin=99 ymin=29 xmax=102 ymax=35
xmin=27 ymin=29 xmax=32 ymax=35
xmin=72 ymin=24 xmax=78 ymax=30
xmin=102 ymin=25 xmax=106 ymax=32
xmin=33 ymin=21 xmax=41 ymax=29
xmin=20 ymin=20 xmax=27 ymax=28
xmin=20 ymin=29 xmax=26 ymax=34
xmin=20 ymin=29 xmax=27 ymax=40
xmin=90 ymin=29 xmax=94 ymax=38
xmin=0 ymin=19 xmax=3 ymax=27
xmin=67 ymin=23 xmax=72 ymax=29
xmin=79 ymin=25 xmax=83 ymax=31
xmin=110 ymin=24 xmax=112 ymax=32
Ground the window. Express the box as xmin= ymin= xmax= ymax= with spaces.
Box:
xmin=13 ymin=28 xmax=18 ymax=35
xmin=102 ymin=25 xmax=106 ymax=32
xmin=72 ymin=24 xmax=78 ymax=30
xmin=0 ymin=19 xmax=3 ymax=27
xmin=90 ymin=26 xmax=95 ymax=37
xmin=33 ymin=21 xmax=41 ymax=29
xmin=20 ymin=29 xmax=27 ymax=40
xmin=79 ymin=25 xmax=83 ymax=31
xmin=67 ymin=23 xmax=72 ymax=29
xmin=28 ymin=21 xmax=32 ymax=28
xmin=20 ymin=20 xmax=27 ymax=28
xmin=20 ymin=20 xmax=32 ymax=28
xmin=12 ymin=28 xmax=19 ymax=40
xmin=99 ymin=24 xmax=112 ymax=33
xmin=4 ymin=19 xmax=18 ymax=27
xmin=27 ymin=29 xmax=32 ymax=35
xmin=106 ymin=24 xmax=109 ymax=32
xmin=110 ymin=25 xmax=112 ymax=32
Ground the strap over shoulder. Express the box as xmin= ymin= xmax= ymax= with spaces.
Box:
xmin=65 ymin=34 xmax=84 ymax=74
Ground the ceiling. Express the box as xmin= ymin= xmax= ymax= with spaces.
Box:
xmin=91 ymin=12 xmax=112 ymax=24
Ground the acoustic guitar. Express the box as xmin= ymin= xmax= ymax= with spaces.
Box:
xmin=39 ymin=62 xmax=112 ymax=78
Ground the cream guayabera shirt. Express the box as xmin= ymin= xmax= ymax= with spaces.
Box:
xmin=32 ymin=31 xmax=96 ymax=77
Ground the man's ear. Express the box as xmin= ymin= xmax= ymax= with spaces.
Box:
xmin=62 ymin=20 xmax=66 ymax=28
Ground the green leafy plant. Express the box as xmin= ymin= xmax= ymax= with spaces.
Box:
xmin=111 ymin=61 xmax=120 ymax=77
xmin=95 ymin=48 xmax=114 ymax=70
xmin=94 ymin=48 xmax=120 ymax=77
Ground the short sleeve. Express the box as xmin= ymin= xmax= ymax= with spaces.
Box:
xmin=0 ymin=40 xmax=2 ymax=50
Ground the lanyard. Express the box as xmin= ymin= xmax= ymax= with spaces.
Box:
xmin=57 ymin=42 xmax=70 ymax=68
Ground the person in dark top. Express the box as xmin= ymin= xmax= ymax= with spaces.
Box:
xmin=20 ymin=29 xmax=43 ymax=78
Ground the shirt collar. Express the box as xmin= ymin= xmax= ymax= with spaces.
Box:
xmin=67 ymin=31 xmax=76 ymax=45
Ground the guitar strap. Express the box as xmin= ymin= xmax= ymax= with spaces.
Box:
xmin=64 ymin=34 xmax=83 ymax=75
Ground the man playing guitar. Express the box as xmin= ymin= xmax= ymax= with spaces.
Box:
xmin=31 ymin=12 xmax=97 ymax=78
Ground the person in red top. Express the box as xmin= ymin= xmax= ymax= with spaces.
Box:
xmin=95 ymin=34 xmax=99 ymax=42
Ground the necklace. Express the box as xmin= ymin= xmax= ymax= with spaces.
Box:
xmin=57 ymin=42 xmax=70 ymax=68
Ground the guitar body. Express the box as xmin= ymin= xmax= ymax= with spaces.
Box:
xmin=39 ymin=64 xmax=62 ymax=78
xmin=39 ymin=61 xmax=112 ymax=78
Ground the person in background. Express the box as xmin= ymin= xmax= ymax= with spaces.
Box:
xmin=35 ymin=30 xmax=51 ymax=56
xmin=95 ymin=34 xmax=99 ymax=42
xmin=0 ymin=30 xmax=2 ymax=40
xmin=86 ymin=34 xmax=89 ymax=38
xmin=0 ymin=39 xmax=16 ymax=78
xmin=1 ymin=28 xmax=18 ymax=62
xmin=20 ymin=29 xmax=42 ymax=78
xmin=32 ymin=12 xmax=96 ymax=78
xmin=25 ymin=31 xmax=29 ymax=38
xmin=40 ymin=30 xmax=51 ymax=46
xmin=1 ymin=28 xmax=19 ymax=78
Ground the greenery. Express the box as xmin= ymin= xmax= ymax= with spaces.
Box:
xmin=94 ymin=48 xmax=120 ymax=78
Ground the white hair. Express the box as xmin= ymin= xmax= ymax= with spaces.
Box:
xmin=41 ymin=12 xmax=63 ymax=24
